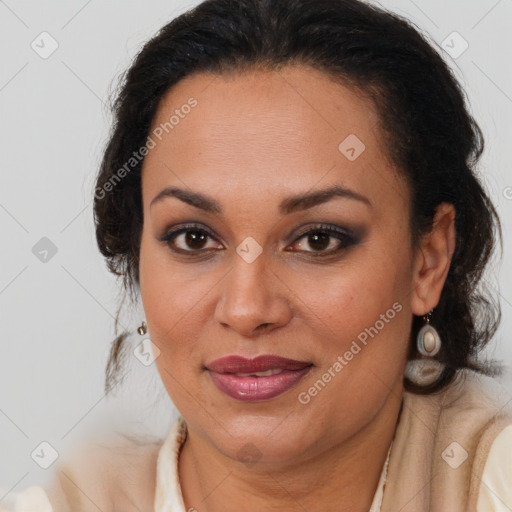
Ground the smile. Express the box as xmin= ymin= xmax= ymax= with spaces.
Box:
xmin=205 ymin=355 xmax=313 ymax=401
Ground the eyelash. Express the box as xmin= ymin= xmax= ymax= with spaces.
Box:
xmin=159 ymin=222 xmax=358 ymax=258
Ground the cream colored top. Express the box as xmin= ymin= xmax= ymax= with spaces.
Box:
xmin=156 ymin=419 xmax=512 ymax=511
xmin=154 ymin=417 xmax=392 ymax=511
xmin=2 ymin=420 xmax=512 ymax=511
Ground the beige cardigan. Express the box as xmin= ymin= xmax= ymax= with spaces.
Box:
xmin=380 ymin=369 xmax=512 ymax=511
xmin=6 ymin=369 xmax=512 ymax=511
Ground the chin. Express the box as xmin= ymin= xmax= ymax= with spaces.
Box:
xmin=211 ymin=413 xmax=315 ymax=465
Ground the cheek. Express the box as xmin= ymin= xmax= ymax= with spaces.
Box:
xmin=307 ymin=248 xmax=410 ymax=334
xmin=299 ymin=255 xmax=412 ymax=419
xmin=299 ymin=253 xmax=413 ymax=403
xmin=138 ymin=233 xmax=219 ymax=366
xmin=139 ymin=245 xmax=208 ymax=406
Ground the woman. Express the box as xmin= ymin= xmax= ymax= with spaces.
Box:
xmin=3 ymin=0 xmax=511 ymax=510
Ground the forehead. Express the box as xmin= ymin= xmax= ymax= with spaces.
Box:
xmin=141 ymin=65 xmax=404 ymax=213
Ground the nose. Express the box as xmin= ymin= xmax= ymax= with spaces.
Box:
xmin=213 ymin=252 xmax=292 ymax=337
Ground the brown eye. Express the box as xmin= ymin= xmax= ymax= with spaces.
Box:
xmin=288 ymin=225 xmax=357 ymax=255
xmin=160 ymin=225 xmax=222 ymax=254
xmin=305 ymin=232 xmax=331 ymax=251
xmin=182 ymin=230 xmax=208 ymax=250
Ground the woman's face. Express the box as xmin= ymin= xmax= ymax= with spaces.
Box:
xmin=139 ymin=65 xmax=418 ymax=464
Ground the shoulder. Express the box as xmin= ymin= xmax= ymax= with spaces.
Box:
xmin=0 ymin=486 xmax=52 ymax=512
xmin=51 ymin=432 xmax=163 ymax=512
xmin=419 ymin=369 xmax=512 ymax=461
xmin=431 ymin=369 xmax=512 ymax=508
xmin=439 ymin=369 xmax=512 ymax=414
xmin=477 ymin=424 xmax=512 ymax=511
xmin=403 ymin=368 xmax=512 ymax=430
xmin=381 ymin=369 xmax=512 ymax=510
xmin=2 ymin=432 xmax=164 ymax=512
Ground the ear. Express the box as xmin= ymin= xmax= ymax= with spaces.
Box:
xmin=410 ymin=203 xmax=456 ymax=316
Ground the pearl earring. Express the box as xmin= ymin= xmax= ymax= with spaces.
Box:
xmin=416 ymin=311 xmax=441 ymax=357
xmin=404 ymin=311 xmax=444 ymax=386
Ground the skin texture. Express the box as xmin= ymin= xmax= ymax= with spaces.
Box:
xmin=138 ymin=65 xmax=456 ymax=511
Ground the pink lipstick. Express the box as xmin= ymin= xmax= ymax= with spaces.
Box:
xmin=205 ymin=355 xmax=312 ymax=401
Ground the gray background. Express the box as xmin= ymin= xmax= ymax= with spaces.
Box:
xmin=1 ymin=0 xmax=511 ymax=497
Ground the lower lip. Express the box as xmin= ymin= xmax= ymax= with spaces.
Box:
xmin=207 ymin=367 xmax=312 ymax=402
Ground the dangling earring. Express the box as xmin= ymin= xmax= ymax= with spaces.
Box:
xmin=404 ymin=310 xmax=444 ymax=386
xmin=137 ymin=320 xmax=147 ymax=336
xmin=416 ymin=310 xmax=441 ymax=357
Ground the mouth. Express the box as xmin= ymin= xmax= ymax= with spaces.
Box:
xmin=205 ymin=355 xmax=313 ymax=402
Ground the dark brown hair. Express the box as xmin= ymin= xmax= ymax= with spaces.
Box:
xmin=94 ymin=0 xmax=502 ymax=395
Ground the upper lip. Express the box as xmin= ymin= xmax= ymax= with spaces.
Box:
xmin=206 ymin=355 xmax=312 ymax=373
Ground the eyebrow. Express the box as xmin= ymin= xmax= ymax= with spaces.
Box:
xmin=150 ymin=184 xmax=372 ymax=215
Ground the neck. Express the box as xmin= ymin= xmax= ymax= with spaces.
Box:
xmin=178 ymin=379 xmax=403 ymax=512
